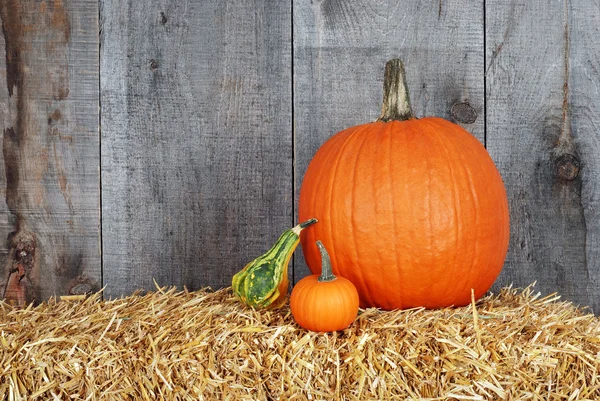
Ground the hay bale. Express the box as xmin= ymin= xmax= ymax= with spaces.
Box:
xmin=0 ymin=285 xmax=599 ymax=400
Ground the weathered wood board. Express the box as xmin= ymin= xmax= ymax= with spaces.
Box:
xmin=487 ymin=0 xmax=600 ymax=312
xmin=293 ymin=0 xmax=485 ymax=282
xmin=100 ymin=0 xmax=293 ymax=297
xmin=0 ymin=0 xmax=101 ymax=305
xmin=0 ymin=0 xmax=599 ymax=311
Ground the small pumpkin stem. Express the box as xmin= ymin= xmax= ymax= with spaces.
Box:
xmin=316 ymin=241 xmax=336 ymax=282
xmin=377 ymin=59 xmax=415 ymax=122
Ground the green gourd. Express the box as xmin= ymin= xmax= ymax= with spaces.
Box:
xmin=232 ymin=218 xmax=317 ymax=309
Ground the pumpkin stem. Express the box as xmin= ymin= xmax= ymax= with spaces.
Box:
xmin=316 ymin=241 xmax=336 ymax=282
xmin=377 ymin=59 xmax=415 ymax=122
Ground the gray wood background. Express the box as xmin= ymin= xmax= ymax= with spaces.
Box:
xmin=0 ymin=0 xmax=598 ymax=313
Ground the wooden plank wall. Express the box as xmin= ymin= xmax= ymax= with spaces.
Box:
xmin=487 ymin=0 xmax=600 ymax=312
xmin=100 ymin=0 xmax=292 ymax=298
xmin=0 ymin=0 xmax=101 ymax=306
xmin=0 ymin=0 xmax=598 ymax=312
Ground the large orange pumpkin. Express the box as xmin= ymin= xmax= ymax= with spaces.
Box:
xmin=298 ymin=59 xmax=510 ymax=310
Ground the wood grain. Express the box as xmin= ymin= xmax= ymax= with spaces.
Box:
xmin=293 ymin=0 xmax=484 ymax=282
xmin=100 ymin=0 xmax=292 ymax=297
xmin=0 ymin=0 xmax=598 ymax=310
xmin=487 ymin=0 xmax=600 ymax=312
xmin=0 ymin=0 xmax=101 ymax=305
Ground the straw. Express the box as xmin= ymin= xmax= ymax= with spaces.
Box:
xmin=1 ymin=284 xmax=598 ymax=400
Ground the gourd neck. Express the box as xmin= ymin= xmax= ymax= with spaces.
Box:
xmin=316 ymin=241 xmax=336 ymax=282
xmin=291 ymin=218 xmax=318 ymax=236
xmin=376 ymin=59 xmax=415 ymax=122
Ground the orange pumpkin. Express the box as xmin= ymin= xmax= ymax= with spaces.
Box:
xmin=290 ymin=241 xmax=359 ymax=332
xmin=298 ymin=59 xmax=510 ymax=310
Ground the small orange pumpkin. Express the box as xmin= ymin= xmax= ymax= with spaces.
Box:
xmin=298 ymin=59 xmax=510 ymax=310
xmin=290 ymin=241 xmax=359 ymax=332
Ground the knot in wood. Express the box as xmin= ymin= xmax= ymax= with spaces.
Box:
xmin=69 ymin=282 xmax=94 ymax=296
xmin=150 ymin=59 xmax=159 ymax=70
xmin=555 ymin=153 xmax=580 ymax=181
xmin=14 ymin=235 xmax=35 ymax=262
xmin=451 ymin=102 xmax=477 ymax=124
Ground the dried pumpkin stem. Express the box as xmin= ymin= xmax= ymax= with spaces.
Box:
xmin=316 ymin=241 xmax=336 ymax=282
xmin=377 ymin=59 xmax=415 ymax=122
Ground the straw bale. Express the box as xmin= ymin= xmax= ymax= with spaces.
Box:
xmin=0 ymin=285 xmax=599 ymax=400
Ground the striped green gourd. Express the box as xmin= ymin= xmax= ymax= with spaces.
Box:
xmin=232 ymin=218 xmax=317 ymax=309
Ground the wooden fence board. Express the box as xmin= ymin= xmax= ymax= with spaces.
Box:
xmin=293 ymin=0 xmax=484 ymax=282
xmin=1 ymin=0 xmax=598 ymax=310
xmin=100 ymin=0 xmax=293 ymax=297
xmin=487 ymin=0 xmax=600 ymax=312
xmin=0 ymin=0 xmax=101 ymax=305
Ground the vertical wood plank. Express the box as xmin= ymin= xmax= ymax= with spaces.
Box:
xmin=0 ymin=0 xmax=101 ymax=305
xmin=487 ymin=0 xmax=600 ymax=312
xmin=293 ymin=0 xmax=484 ymax=281
xmin=100 ymin=0 xmax=292 ymax=297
